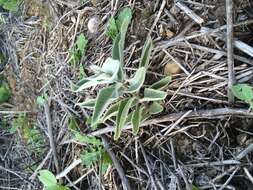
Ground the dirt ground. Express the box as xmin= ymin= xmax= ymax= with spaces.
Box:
xmin=1 ymin=0 xmax=253 ymax=189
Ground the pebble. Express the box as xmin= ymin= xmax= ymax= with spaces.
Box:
xmin=87 ymin=16 xmax=100 ymax=34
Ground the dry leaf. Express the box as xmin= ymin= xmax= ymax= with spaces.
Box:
xmin=159 ymin=24 xmax=174 ymax=38
xmin=165 ymin=29 xmax=174 ymax=38
xmin=164 ymin=61 xmax=181 ymax=75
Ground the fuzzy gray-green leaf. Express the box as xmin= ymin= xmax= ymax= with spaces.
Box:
xmin=141 ymin=88 xmax=167 ymax=102
xmin=126 ymin=67 xmax=146 ymax=93
xmin=92 ymin=86 xmax=115 ymax=127
xmin=76 ymin=99 xmax=96 ymax=109
xmin=114 ymin=97 xmax=134 ymax=140
xmin=150 ymin=76 xmax=172 ymax=90
xmin=131 ymin=106 xmax=143 ymax=135
xmin=148 ymin=102 xmax=164 ymax=114
xmin=102 ymin=103 xmax=119 ymax=122
xmin=139 ymin=36 xmax=153 ymax=68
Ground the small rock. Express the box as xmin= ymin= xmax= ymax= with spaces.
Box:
xmin=164 ymin=61 xmax=181 ymax=75
xmin=87 ymin=16 xmax=100 ymax=34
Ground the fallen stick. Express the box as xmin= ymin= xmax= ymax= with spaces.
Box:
xmin=44 ymin=102 xmax=60 ymax=174
xmin=226 ymin=0 xmax=235 ymax=104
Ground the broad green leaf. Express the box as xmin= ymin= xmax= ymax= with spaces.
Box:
xmin=148 ymin=102 xmax=164 ymax=114
xmin=76 ymin=34 xmax=88 ymax=55
xmin=0 ymin=82 xmax=11 ymax=103
xmin=114 ymin=97 xmax=135 ymax=140
xmin=38 ymin=170 xmax=57 ymax=187
xmin=74 ymin=79 xmax=107 ymax=92
xmin=74 ymin=132 xmax=102 ymax=146
xmin=81 ymin=148 xmax=102 ymax=167
xmin=76 ymin=99 xmax=96 ymax=109
xmin=150 ymin=76 xmax=172 ymax=90
xmin=106 ymin=17 xmax=118 ymax=40
xmin=118 ymin=18 xmax=131 ymax=62
xmin=131 ymin=106 xmax=144 ymax=135
xmin=126 ymin=67 xmax=146 ymax=93
xmin=139 ymin=36 xmax=153 ymax=68
xmin=74 ymin=73 xmax=113 ymax=92
xmin=101 ymin=58 xmax=120 ymax=75
xmin=112 ymin=8 xmax=132 ymax=81
xmin=231 ymin=84 xmax=253 ymax=101
xmin=92 ymin=86 xmax=115 ymax=127
xmin=2 ymin=0 xmax=20 ymax=12
xmin=141 ymin=88 xmax=167 ymax=102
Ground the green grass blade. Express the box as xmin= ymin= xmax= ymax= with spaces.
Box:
xmin=76 ymin=99 xmax=96 ymax=109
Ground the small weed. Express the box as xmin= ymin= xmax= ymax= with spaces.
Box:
xmin=69 ymin=33 xmax=88 ymax=79
xmin=74 ymin=7 xmax=171 ymax=140
xmin=36 ymin=93 xmax=48 ymax=107
xmin=12 ymin=114 xmax=45 ymax=156
xmin=231 ymin=84 xmax=253 ymax=109
xmin=68 ymin=118 xmax=112 ymax=172
xmin=70 ymin=34 xmax=88 ymax=64
xmin=0 ymin=75 xmax=11 ymax=103
xmin=38 ymin=170 xmax=69 ymax=190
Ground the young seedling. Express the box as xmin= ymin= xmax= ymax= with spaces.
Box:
xmin=231 ymin=84 xmax=253 ymax=109
xmin=38 ymin=170 xmax=69 ymax=190
xmin=74 ymin=7 xmax=172 ymax=140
